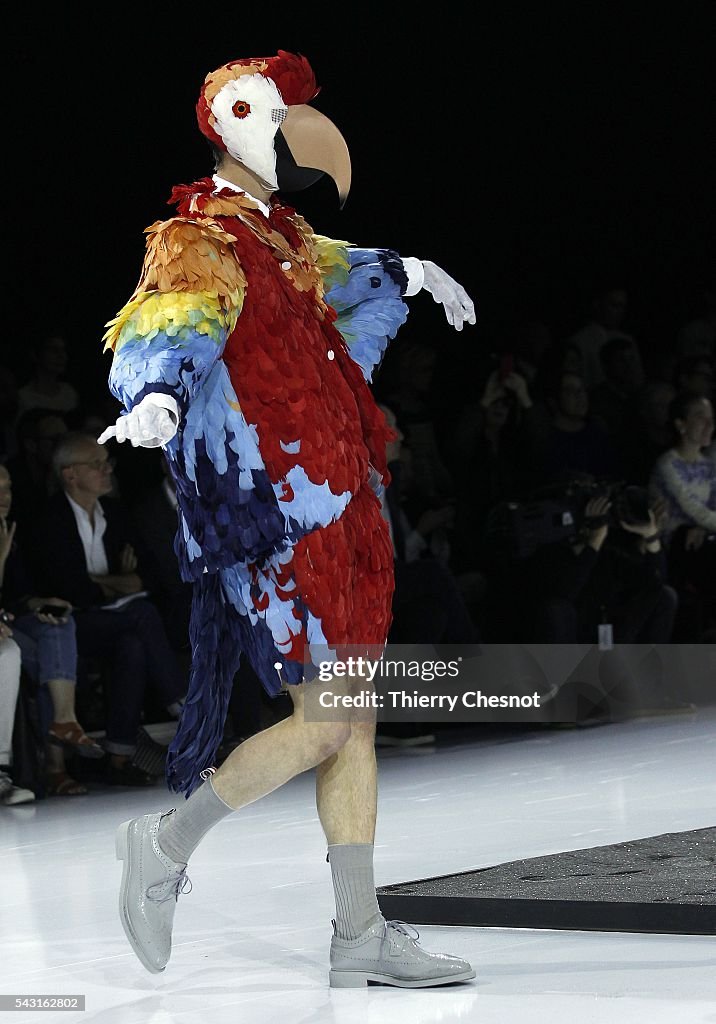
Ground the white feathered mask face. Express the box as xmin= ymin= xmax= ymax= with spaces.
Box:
xmin=209 ymin=73 xmax=287 ymax=190
xmin=196 ymin=54 xmax=352 ymax=204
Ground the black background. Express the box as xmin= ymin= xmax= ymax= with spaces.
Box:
xmin=4 ymin=5 xmax=715 ymax=404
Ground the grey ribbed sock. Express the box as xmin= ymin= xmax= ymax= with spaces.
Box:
xmin=328 ymin=843 xmax=383 ymax=939
xmin=157 ymin=777 xmax=234 ymax=864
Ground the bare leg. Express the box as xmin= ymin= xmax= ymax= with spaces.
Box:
xmin=159 ymin=667 xmax=372 ymax=870
xmin=45 ymin=744 xmax=87 ymax=794
xmin=210 ymin=679 xmax=351 ymax=810
xmin=46 ymin=744 xmax=65 ymax=773
xmin=315 ymin=664 xmax=378 ymax=843
xmin=46 ymin=678 xmax=78 ymax=723
xmin=315 ymin=680 xmax=382 ymax=939
xmin=46 ymin=678 xmax=103 ymax=760
xmin=315 ymin=717 xmax=378 ymax=844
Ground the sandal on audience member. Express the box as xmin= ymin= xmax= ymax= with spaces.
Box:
xmin=46 ymin=771 xmax=89 ymax=797
xmin=48 ymin=721 xmax=105 ymax=759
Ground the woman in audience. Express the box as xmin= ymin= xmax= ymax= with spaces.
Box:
xmin=649 ymin=392 xmax=716 ymax=638
xmin=0 ymin=617 xmax=35 ymax=805
xmin=0 ymin=463 xmax=102 ymax=796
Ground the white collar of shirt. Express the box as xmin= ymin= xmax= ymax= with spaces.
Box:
xmin=65 ymin=492 xmax=109 ymax=576
xmin=212 ymin=174 xmax=271 ymax=218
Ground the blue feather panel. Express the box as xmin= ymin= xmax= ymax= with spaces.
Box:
xmin=108 ymin=325 xmax=226 ymax=416
xmin=164 ymin=362 xmax=295 ymax=579
xmin=166 ymin=564 xmax=322 ymax=796
xmin=166 ymin=571 xmax=242 ymax=797
xmin=325 ymin=248 xmax=410 ymax=382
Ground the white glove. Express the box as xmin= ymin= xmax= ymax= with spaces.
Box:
xmin=420 ymin=260 xmax=476 ymax=331
xmin=97 ymin=393 xmax=179 ymax=448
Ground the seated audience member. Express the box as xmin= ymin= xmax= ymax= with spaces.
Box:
xmin=16 ymin=334 xmax=80 ymax=419
xmin=375 ymin=404 xmax=480 ymax=744
xmin=706 ymin=435 xmax=716 ymax=468
xmin=589 ymin=335 xmax=645 ymax=440
xmin=451 ymin=368 xmax=538 ymax=571
xmin=0 ymin=364 xmax=19 ymax=462
xmin=566 ymin=282 xmax=643 ymax=390
xmin=377 ymin=341 xmax=462 ymax=580
xmin=4 ymin=408 xmax=69 ymax=525
xmin=511 ymin=320 xmax=553 ymax=389
xmin=677 ymin=281 xmax=716 ymax=360
xmin=0 ymin=462 xmax=103 ymax=795
xmin=389 ymin=341 xmax=456 ymax=517
xmin=534 ymin=339 xmax=585 ymax=385
xmin=0 ymin=624 xmax=35 ymax=805
xmin=672 ymin=354 xmax=715 ymax=403
xmin=569 ymin=282 xmax=647 ymax=389
xmin=621 ymin=379 xmax=676 ymax=485
xmin=76 ymin=395 xmax=130 ymax=499
xmin=532 ymin=370 xmax=620 ymax=483
xmin=526 ymin=493 xmax=686 ymax=716
xmin=27 ymin=432 xmax=188 ymax=785
xmin=379 ymin=404 xmax=479 ymax=645
xmin=540 ymin=495 xmax=676 ymax=642
xmin=649 ymin=392 xmax=716 ymax=639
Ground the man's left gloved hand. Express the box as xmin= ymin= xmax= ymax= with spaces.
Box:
xmin=401 ymin=257 xmax=476 ymax=331
xmin=421 ymin=260 xmax=476 ymax=331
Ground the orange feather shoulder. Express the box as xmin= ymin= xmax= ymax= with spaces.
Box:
xmin=137 ymin=215 xmax=247 ymax=298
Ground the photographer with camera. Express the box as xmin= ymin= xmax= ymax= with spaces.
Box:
xmin=522 ymin=481 xmax=688 ymax=718
xmin=529 ymin=485 xmax=677 ymax=645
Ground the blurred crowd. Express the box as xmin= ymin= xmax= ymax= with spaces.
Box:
xmin=0 ymin=275 xmax=714 ymax=802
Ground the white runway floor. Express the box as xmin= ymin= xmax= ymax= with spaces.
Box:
xmin=1 ymin=708 xmax=715 ymax=1024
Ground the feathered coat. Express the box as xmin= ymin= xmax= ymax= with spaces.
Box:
xmin=104 ymin=178 xmax=412 ymax=792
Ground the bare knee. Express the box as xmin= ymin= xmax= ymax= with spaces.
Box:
xmin=304 ymin=720 xmax=352 ymax=763
xmin=287 ymin=679 xmax=363 ymax=763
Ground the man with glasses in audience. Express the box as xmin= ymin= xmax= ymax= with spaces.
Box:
xmin=26 ymin=432 xmax=187 ymax=786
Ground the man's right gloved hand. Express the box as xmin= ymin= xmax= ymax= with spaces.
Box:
xmin=97 ymin=394 xmax=179 ymax=448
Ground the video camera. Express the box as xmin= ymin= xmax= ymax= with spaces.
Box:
xmin=485 ymin=476 xmax=652 ymax=560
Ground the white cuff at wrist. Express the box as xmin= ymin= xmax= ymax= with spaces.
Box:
xmin=140 ymin=393 xmax=180 ymax=423
xmin=402 ymin=257 xmax=425 ymax=297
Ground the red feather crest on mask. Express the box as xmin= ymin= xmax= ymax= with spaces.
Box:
xmin=262 ymin=50 xmax=319 ymax=104
xmin=196 ymin=51 xmax=320 ymax=151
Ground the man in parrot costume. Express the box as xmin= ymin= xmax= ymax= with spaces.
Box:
xmin=104 ymin=51 xmax=477 ymax=988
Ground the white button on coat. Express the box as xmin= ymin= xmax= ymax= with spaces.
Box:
xmin=281 ymin=261 xmax=291 ymax=270
xmin=327 ymin=350 xmax=335 ymax=360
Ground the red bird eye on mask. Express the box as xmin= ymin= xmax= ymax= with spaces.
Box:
xmin=232 ymin=100 xmax=251 ymax=118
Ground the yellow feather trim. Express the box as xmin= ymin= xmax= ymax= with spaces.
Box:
xmin=311 ymin=234 xmax=352 ymax=282
xmin=103 ymin=288 xmax=243 ymax=353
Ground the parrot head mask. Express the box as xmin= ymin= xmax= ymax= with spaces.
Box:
xmin=196 ymin=51 xmax=351 ymax=205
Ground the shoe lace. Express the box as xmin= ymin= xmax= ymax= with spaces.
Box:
xmin=146 ymin=869 xmax=192 ymax=904
xmin=384 ymin=919 xmax=420 ymax=944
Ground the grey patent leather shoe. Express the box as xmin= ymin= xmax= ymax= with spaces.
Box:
xmin=329 ymin=917 xmax=476 ymax=988
xmin=115 ymin=811 xmax=191 ymax=973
